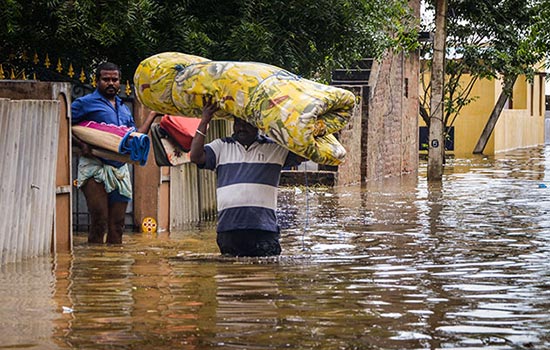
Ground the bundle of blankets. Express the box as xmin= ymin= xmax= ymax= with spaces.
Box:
xmin=72 ymin=121 xmax=150 ymax=166
xmin=134 ymin=52 xmax=356 ymax=166
xmin=150 ymin=115 xmax=201 ymax=167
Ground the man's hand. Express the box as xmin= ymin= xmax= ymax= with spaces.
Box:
xmin=72 ymin=135 xmax=93 ymax=157
xmin=190 ymin=95 xmax=220 ymax=165
xmin=136 ymin=110 xmax=163 ymax=134
xmin=201 ymin=95 xmax=219 ymax=123
xmin=79 ymin=142 xmax=93 ymax=158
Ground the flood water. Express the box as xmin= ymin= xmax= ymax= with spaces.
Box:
xmin=2 ymin=145 xmax=550 ymax=350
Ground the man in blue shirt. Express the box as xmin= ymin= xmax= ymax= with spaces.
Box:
xmin=72 ymin=62 xmax=159 ymax=244
xmin=190 ymin=96 xmax=303 ymax=256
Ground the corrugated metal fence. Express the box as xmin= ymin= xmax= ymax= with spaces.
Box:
xmin=168 ymin=119 xmax=230 ymax=229
xmin=0 ymin=98 xmax=60 ymax=264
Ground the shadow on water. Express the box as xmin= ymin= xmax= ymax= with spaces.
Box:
xmin=2 ymin=146 xmax=550 ymax=349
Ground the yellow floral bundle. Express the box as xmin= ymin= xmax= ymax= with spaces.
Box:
xmin=134 ymin=52 xmax=356 ymax=165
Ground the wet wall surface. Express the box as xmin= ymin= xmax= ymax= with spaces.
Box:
xmin=1 ymin=146 xmax=550 ymax=349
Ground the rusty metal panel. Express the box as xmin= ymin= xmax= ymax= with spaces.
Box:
xmin=0 ymin=99 xmax=59 ymax=264
xmin=169 ymin=163 xmax=200 ymax=229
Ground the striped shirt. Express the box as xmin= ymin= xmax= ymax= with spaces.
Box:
xmin=202 ymin=135 xmax=298 ymax=233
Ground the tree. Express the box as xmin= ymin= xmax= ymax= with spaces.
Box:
xmin=0 ymin=0 xmax=160 ymax=81
xmin=419 ymin=0 xmax=550 ymax=166
xmin=427 ymin=0 xmax=447 ymax=181
xmin=0 ymin=0 xmax=419 ymax=83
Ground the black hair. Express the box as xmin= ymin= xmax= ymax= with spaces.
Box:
xmin=95 ymin=62 xmax=121 ymax=80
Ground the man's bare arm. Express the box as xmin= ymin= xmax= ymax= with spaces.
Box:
xmin=190 ymin=95 xmax=219 ymax=165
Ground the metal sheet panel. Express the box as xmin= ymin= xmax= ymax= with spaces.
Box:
xmin=0 ymin=99 xmax=59 ymax=264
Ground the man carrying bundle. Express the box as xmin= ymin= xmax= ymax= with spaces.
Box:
xmin=72 ymin=62 xmax=159 ymax=244
xmin=190 ymin=96 xmax=304 ymax=257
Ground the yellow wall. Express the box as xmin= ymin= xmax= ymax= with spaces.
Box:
xmin=420 ymin=71 xmax=545 ymax=157
xmin=494 ymin=109 xmax=544 ymax=152
xmin=452 ymin=77 xmax=496 ymax=156
xmin=512 ymin=79 xmax=527 ymax=110
xmin=494 ymin=75 xmax=545 ymax=153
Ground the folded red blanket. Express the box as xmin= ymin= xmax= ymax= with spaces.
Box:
xmin=159 ymin=115 xmax=201 ymax=151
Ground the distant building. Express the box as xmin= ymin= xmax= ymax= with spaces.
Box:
xmin=420 ymin=71 xmax=546 ymax=156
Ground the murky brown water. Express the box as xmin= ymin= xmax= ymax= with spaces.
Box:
xmin=2 ymin=146 xmax=550 ymax=349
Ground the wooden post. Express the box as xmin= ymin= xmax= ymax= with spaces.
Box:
xmin=473 ymin=75 xmax=517 ymax=154
xmin=132 ymin=101 xmax=161 ymax=232
xmin=54 ymin=87 xmax=73 ymax=253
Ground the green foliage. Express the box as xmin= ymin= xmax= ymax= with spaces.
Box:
xmin=420 ymin=0 xmax=550 ymax=139
xmin=1 ymin=0 xmax=418 ymax=82
xmin=531 ymin=0 xmax=550 ymax=69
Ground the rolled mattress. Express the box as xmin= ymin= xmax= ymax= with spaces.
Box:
xmin=72 ymin=121 xmax=150 ymax=166
xmin=134 ymin=52 xmax=356 ymax=165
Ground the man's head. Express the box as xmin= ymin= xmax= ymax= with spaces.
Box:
xmin=233 ymin=117 xmax=258 ymax=147
xmin=95 ymin=62 xmax=121 ymax=100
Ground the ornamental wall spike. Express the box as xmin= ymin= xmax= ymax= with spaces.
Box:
xmin=125 ymin=81 xmax=132 ymax=96
xmin=91 ymin=75 xmax=97 ymax=87
xmin=22 ymin=51 xmax=28 ymax=62
xmin=0 ymin=64 xmax=4 ymax=79
xmin=45 ymin=54 xmax=51 ymax=68
xmin=56 ymin=58 xmax=63 ymax=73
xmin=68 ymin=63 xmax=75 ymax=78
xmin=79 ymin=68 xmax=86 ymax=83
xmin=10 ymin=69 xmax=15 ymax=79
xmin=22 ymin=70 xmax=27 ymax=80
xmin=33 ymin=52 xmax=39 ymax=65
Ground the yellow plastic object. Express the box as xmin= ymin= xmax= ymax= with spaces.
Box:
xmin=134 ymin=52 xmax=356 ymax=165
xmin=141 ymin=217 xmax=157 ymax=233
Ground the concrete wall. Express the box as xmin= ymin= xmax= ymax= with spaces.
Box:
xmin=495 ymin=74 xmax=545 ymax=153
xmin=495 ymin=109 xmax=544 ymax=153
xmin=330 ymin=0 xmax=420 ymax=183
xmin=453 ymin=77 xmax=497 ymax=155
xmin=365 ymin=50 xmax=419 ymax=181
xmin=419 ymin=72 xmax=546 ymax=156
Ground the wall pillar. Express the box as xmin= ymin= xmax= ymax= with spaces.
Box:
xmin=132 ymin=101 xmax=161 ymax=232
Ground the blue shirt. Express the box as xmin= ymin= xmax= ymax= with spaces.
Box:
xmin=201 ymin=135 xmax=301 ymax=233
xmin=71 ymin=89 xmax=135 ymax=167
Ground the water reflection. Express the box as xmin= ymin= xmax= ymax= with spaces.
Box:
xmin=0 ymin=258 xmax=57 ymax=349
xmin=1 ymin=146 xmax=550 ymax=349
